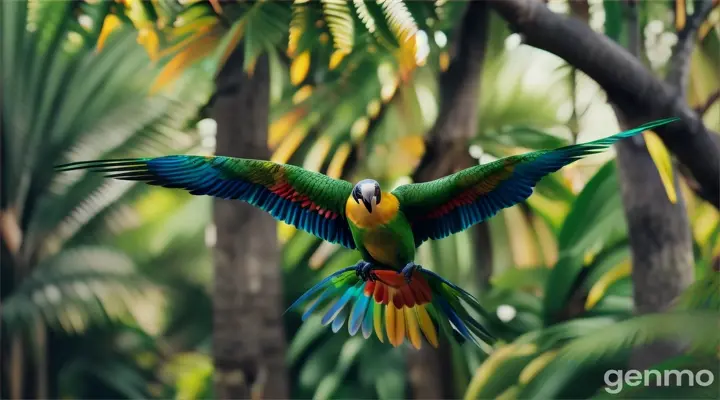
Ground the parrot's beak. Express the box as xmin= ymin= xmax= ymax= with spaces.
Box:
xmin=360 ymin=184 xmax=376 ymax=213
xmin=361 ymin=196 xmax=373 ymax=213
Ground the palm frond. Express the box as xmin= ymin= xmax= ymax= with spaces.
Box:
xmin=2 ymin=246 xmax=163 ymax=334
xmin=377 ymin=0 xmax=418 ymax=43
xmin=517 ymin=312 xmax=720 ymax=399
xmin=320 ymin=0 xmax=354 ymax=55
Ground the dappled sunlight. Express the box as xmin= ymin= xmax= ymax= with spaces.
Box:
xmin=3 ymin=0 xmax=718 ymax=399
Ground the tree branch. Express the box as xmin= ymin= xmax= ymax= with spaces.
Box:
xmin=489 ymin=0 xmax=720 ymax=209
xmin=667 ymin=0 xmax=715 ymax=95
xmin=696 ymin=90 xmax=720 ymax=115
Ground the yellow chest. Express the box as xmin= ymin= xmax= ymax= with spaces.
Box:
xmin=345 ymin=192 xmax=400 ymax=229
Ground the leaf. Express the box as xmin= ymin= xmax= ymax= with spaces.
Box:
xmin=464 ymin=343 xmax=537 ymax=400
xmin=353 ymin=0 xmax=400 ymax=48
xmin=325 ymin=142 xmax=352 ymax=178
xmin=321 ymin=0 xmax=354 ymax=54
xmin=150 ymin=29 xmax=220 ymax=93
xmin=313 ymin=337 xmax=365 ymax=400
xmin=585 ymin=260 xmax=631 ymax=310
xmin=491 ymin=267 xmax=551 ymax=292
xmin=676 ymin=0 xmax=687 ymax=30
xmin=518 ymin=349 xmax=560 ymax=384
xmin=291 ymin=50 xmax=311 ymax=85
xmin=519 ymin=312 xmax=720 ymax=399
xmin=287 ymin=315 xmax=326 ymax=363
xmin=136 ymin=27 xmax=160 ymax=61
xmin=0 ymin=208 xmax=23 ymax=255
xmin=2 ymin=247 xmax=162 ymax=334
xmin=643 ymin=130 xmax=677 ymax=203
xmin=603 ymin=0 xmax=624 ymax=42
xmin=96 ymin=14 xmax=123 ymax=52
xmin=557 ymin=160 xmax=624 ymax=252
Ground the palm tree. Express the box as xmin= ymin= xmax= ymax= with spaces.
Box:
xmin=1 ymin=2 xmax=209 ymax=397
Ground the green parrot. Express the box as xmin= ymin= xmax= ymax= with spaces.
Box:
xmin=55 ymin=117 xmax=679 ymax=349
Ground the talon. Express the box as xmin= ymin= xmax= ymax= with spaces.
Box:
xmin=400 ymin=262 xmax=422 ymax=284
xmin=354 ymin=261 xmax=377 ymax=282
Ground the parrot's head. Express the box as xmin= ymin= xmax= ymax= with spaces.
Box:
xmin=352 ymin=179 xmax=381 ymax=213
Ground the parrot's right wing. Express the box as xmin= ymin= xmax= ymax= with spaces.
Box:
xmin=56 ymin=156 xmax=357 ymax=249
xmin=392 ymin=117 xmax=679 ymax=247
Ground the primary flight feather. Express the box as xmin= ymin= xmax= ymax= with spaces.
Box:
xmin=55 ymin=117 xmax=679 ymax=349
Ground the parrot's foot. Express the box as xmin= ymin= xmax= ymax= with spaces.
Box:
xmin=400 ymin=262 xmax=423 ymax=284
xmin=354 ymin=261 xmax=379 ymax=282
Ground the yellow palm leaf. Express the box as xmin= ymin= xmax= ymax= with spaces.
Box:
xmin=326 ymin=142 xmax=352 ymax=179
xmin=218 ymin=20 xmax=246 ymax=71
xmin=303 ymin=136 xmax=333 ymax=171
xmin=464 ymin=344 xmax=536 ymax=400
xmin=644 ymin=130 xmax=678 ymax=203
xmin=290 ymin=50 xmax=311 ymax=86
xmin=268 ymin=108 xmax=306 ymax=149
xmin=150 ymin=31 xmax=221 ymax=94
xmin=136 ymin=27 xmax=159 ymax=61
xmin=350 ymin=117 xmax=370 ymax=142
xmin=96 ymin=14 xmax=122 ymax=52
xmin=292 ymin=84 xmax=313 ymax=104
xmin=288 ymin=3 xmax=307 ymax=57
xmin=366 ymin=99 xmax=381 ymax=119
xmin=585 ymin=260 xmax=632 ymax=310
xmin=277 ymin=222 xmax=297 ymax=244
xmin=329 ymin=50 xmax=348 ymax=70
xmin=676 ymin=0 xmax=687 ymax=30
xmin=270 ymin=125 xmax=309 ymax=164
xmin=519 ymin=350 xmax=560 ymax=384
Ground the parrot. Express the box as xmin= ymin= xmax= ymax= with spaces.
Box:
xmin=55 ymin=117 xmax=679 ymax=350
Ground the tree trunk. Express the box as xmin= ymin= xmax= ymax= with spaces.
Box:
xmin=407 ymin=2 xmax=491 ymax=398
xmin=489 ymin=0 xmax=720 ymax=208
xmin=212 ymin=45 xmax=289 ymax=399
xmin=613 ymin=1 xmax=694 ymax=370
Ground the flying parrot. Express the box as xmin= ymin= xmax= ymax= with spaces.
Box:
xmin=55 ymin=117 xmax=678 ymax=349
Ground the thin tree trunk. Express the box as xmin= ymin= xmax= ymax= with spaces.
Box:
xmin=407 ymin=2 xmax=491 ymax=398
xmin=212 ymin=44 xmax=289 ymax=400
xmin=613 ymin=0 xmax=694 ymax=370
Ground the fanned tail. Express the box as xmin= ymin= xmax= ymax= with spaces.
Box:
xmin=286 ymin=267 xmax=495 ymax=349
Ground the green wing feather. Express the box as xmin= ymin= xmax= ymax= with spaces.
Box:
xmin=392 ymin=118 xmax=680 ymax=247
xmin=55 ymin=156 xmax=356 ymax=248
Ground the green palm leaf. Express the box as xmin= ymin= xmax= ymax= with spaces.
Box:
xmin=518 ymin=312 xmax=720 ymax=399
xmin=2 ymin=246 xmax=162 ymax=334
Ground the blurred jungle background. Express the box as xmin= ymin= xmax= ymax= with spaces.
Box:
xmin=2 ymin=0 xmax=719 ymax=399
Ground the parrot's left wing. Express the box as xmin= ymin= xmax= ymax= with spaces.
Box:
xmin=55 ymin=156 xmax=356 ymax=249
xmin=392 ymin=118 xmax=679 ymax=247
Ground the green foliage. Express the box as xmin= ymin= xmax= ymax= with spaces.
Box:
xmin=4 ymin=0 xmax=719 ymax=399
xmin=2 ymin=1 xmax=211 ymax=398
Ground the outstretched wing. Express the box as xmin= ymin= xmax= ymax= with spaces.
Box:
xmin=55 ymin=156 xmax=356 ymax=249
xmin=392 ymin=118 xmax=680 ymax=247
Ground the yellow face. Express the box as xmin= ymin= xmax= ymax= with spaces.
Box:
xmin=345 ymin=180 xmax=400 ymax=228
